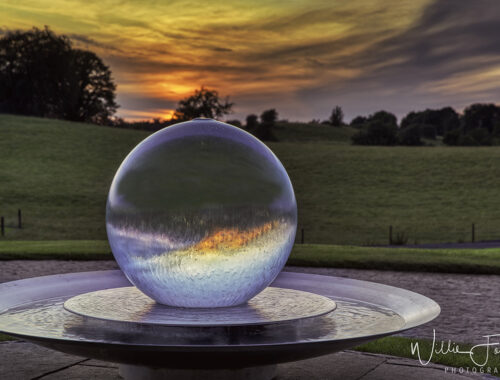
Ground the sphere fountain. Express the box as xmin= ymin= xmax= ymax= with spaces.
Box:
xmin=0 ymin=118 xmax=439 ymax=380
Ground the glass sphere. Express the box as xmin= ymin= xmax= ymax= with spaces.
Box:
xmin=106 ymin=118 xmax=297 ymax=308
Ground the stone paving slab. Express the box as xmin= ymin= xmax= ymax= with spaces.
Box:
xmin=0 ymin=341 xmax=495 ymax=379
xmin=0 ymin=341 xmax=87 ymax=379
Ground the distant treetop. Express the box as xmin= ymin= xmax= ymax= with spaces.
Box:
xmin=174 ymin=87 xmax=234 ymax=121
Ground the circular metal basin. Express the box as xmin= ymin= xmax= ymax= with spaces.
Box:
xmin=0 ymin=270 xmax=440 ymax=370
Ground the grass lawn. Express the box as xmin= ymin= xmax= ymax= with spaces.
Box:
xmin=3 ymin=114 xmax=500 ymax=245
xmin=1 ymin=241 xmax=499 ymax=274
xmin=0 ymin=240 xmax=112 ymax=260
xmin=289 ymin=244 xmax=500 ymax=274
xmin=355 ymin=336 xmax=500 ymax=377
xmin=0 ymin=333 xmax=15 ymax=341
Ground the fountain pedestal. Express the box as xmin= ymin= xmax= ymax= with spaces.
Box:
xmin=0 ymin=270 xmax=440 ymax=379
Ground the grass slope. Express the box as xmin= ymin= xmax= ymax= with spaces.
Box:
xmin=0 ymin=114 xmax=148 ymax=240
xmin=2 ymin=114 xmax=500 ymax=244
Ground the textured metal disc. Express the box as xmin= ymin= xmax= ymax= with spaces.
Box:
xmin=63 ymin=286 xmax=337 ymax=326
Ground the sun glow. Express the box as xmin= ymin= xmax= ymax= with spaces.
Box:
xmin=193 ymin=222 xmax=278 ymax=252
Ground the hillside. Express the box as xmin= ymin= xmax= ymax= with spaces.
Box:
xmin=2 ymin=114 xmax=500 ymax=245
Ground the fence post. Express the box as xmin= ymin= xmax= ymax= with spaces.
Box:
xmin=472 ymin=223 xmax=475 ymax=243
xmin=1 ymin=217 xmax=4 ymax=237
xmin=18 ymin=209 xmax=22 ymax=229
xmin=301 ymin=228 xmax=304 ymax=244
xmin=389 ymin=225 xmax=393 ymax=245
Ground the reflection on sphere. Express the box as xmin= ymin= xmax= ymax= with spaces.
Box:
xmin=107 ymin=118 xmax=297 ymax=307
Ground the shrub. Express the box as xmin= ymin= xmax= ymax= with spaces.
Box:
xmin=398 ymin=125 xmax=422 ymax=146
xmin=351 ymin=121 xmax=398 ymax=145
xmin=443 ymin=129 xmax=462 ymax=145
xmin=420 ymin=124 xmax=437 ymax=139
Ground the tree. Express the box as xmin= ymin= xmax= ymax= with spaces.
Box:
xmin=351 ymin=110 xmax=398 ymax=146
xmin=226 ymin=119 xmax=242 ymax=129
xmin=0 ymin=27 xmax=118 ymax=124
xmin=369 ymin=110 xmax=397 ymax=128
xmin=260 ymin=109 xmax=278 ymax=125
xmin=174 ymin=87 xmax=233 ymax=120
xmin=462 ymin=103 xmax=500 ymax=134
xmin=398 ymin=125 xmax=422 ymax=146
xmin=246 ymin=114 xmax=258 ymax=130
xmin=253 ymin=109 xmax=278 ymax=141
xmin=351 ymin=120 xmax=398 ymax=145
xmin=350 ymin=116 xmax=367 ymax=128
xmin=401 ymin=107 xmax=459 ymax=136
xmin=329 ymin=106 xmax=344 ymax=127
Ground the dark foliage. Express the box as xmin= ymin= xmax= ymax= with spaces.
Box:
xmin=401 ymin=107 xmax=459 ymax=136
xmin=174 ymin=87 xmax=233 ymax=120
xmin=420 ymin=124 xmax=437 ymax=139
xmin=351 ymin=120 xmax=398 ymax=146
xmin=0 ymin=27 xmax=118 ymax=124
xmin=260 ymin=109 xmax=278 ymax=125
xmin=350 ymin=116 xmax=367 ymax=128
xmin=440 ymin=104 xmax=500 ymax=146
xmin=462 ymin=103 xmax=500 ymax=134
xmin=369 ymin=110 xmax=398 ymax=128
xmin=253 ymin=109 xmax=278 ymax=141
xmin=329 ymin=106 xmax=344 ymax=127
xmin=225 ymin=119 xmax=242 ymax=129
xmin=398 ymin=125 xmax=423 ymax=146
xmin=245 ymin=114 xmax=259 ymax=130
xmin=351 ymin=110 xmax=398 ymax=145
xmin=443 ymin=129 xmax=462 ymax=146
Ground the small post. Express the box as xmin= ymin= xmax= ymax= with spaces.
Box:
xmin=301 ymin=228 xmax=304 ymax=244
xmin=1 ymin=217 xmax=4 ymax=237
xmin=389 ymin=225 xmax=393 ymax=245
xmin=18 ymin=209 xmax=22 ymax=229
xmin=472 ymin=223 xmax=475 ymax=243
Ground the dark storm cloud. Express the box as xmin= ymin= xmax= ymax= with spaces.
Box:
xmin=292 ymin=0 xmax=500 ymax=119
xmin=363 ymin=0 xmax=500 ymax=82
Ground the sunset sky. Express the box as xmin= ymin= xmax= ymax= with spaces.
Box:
xmin=2 ymin=0 xmax=500 ymax=122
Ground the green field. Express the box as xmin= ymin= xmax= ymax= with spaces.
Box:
xmin=2 ymin=114 xmax=500 ymax=245
xmin=1 ymin=241 xmax=500 ymax=275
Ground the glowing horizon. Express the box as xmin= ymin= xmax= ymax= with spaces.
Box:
xmin=3 ymin=0 xmax=500 ymax=122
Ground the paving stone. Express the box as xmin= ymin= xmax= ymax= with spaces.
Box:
xmin=40 ymin=364 xmax=121 ymax=379
xmin=277 ymin=351 xmax=386 ymax=379
xmin=0 ymin=341 xmax=86 ymax=379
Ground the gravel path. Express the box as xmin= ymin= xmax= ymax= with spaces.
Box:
xmin=0 ymin=260 xmax=119 ymax=283
xmin=1 ymin=261 xmax=498 ymax=344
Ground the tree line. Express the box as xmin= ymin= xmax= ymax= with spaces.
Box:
xmin=2 ymin=27 xmax=500 ymax=146
xmin=347 ymin=104 xmax=500 ymax=146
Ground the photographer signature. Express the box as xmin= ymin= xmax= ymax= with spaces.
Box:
xmin=411 ymin=329 xmax=500 ymax=367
